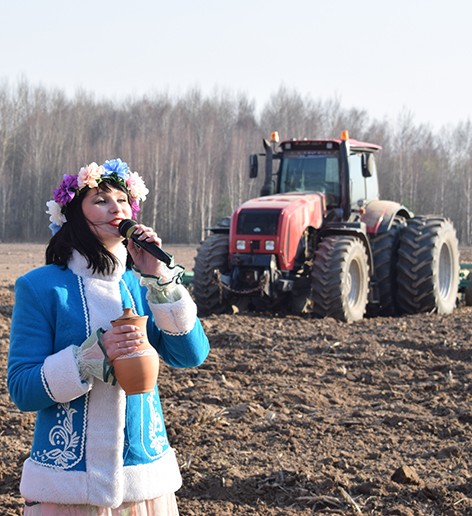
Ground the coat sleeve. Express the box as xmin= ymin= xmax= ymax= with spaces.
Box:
xmin=8 ymin=275 xmax=91 ymax=412
xmin=138 ymin=284 xmax=210 ymax=369
xmin=152 ymin=317 xmax=210 ymax=368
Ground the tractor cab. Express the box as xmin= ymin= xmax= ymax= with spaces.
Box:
xmin=250 ymin=131 xmax=381 ymax=220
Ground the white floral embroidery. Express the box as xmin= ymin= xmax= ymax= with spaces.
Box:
xmin=146 ymin=391 xmax=167 ymax=455
xmin=32 ymin=403 xmax=81 ymax=467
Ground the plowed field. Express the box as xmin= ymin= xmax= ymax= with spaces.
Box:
xmin=0 ymin=244 xmax=471 ymax=515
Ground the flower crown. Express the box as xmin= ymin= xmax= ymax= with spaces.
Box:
xmin=46 ymin=158 xmax=149 ymax=235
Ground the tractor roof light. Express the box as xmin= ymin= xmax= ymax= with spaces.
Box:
xmin=271 ymin=131 xmax=280 ymax=143
xmin=341 ymin=130 xmax=349 ymax=141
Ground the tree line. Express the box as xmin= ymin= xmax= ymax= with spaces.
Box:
xmin=0 ymin=79 xmax=471 ymax=246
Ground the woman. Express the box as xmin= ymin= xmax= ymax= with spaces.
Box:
xmin=8 ymin=159 xmax=210 ymax=515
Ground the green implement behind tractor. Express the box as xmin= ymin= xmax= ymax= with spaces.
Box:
xmin=459 ymin=263 xmax=472 ymax=305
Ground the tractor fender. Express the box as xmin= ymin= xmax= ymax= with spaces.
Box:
xmin=318 ymin=222 xmax=374 ymax=275
xmin=205 ymin=216 xmax=231 ymax=234
xmin=361 ymin=200 xmax=412 ymax=235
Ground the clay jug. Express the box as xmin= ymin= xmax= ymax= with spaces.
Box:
xmin=111 ymin=308 xmax=159 ymax=395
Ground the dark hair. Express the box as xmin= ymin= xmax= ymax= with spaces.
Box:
xmin=46 ymin=180 xmax=132 ymax=274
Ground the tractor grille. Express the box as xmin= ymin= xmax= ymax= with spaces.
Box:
xmin=237 ymin=209 xmax=280 ymax=235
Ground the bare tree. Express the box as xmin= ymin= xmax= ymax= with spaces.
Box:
xmin=0 ymin=78 xmax=470 ymax=245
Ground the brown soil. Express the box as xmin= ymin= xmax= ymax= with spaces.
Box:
xmin=0 ymin=244 xmax=471 ymax=515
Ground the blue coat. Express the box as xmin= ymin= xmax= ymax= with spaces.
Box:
xmin=8 ymin=258 xmax=209 ymax=508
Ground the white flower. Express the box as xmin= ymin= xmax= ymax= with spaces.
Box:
xmin=46 ymin=200 xmax=67 ymax=227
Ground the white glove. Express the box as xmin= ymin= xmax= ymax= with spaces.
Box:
xmin=133 ymin=263 xmax=186 ymax=304
xmin=134 ymin=264 xmax=197 ymax=334
xmin=73 ymin=329 xmax=114 ymax=383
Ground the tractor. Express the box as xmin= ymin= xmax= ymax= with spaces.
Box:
xmin=193 ymin=131 xmax=460 ymax=322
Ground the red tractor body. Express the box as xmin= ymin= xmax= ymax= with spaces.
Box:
xmin=193 ymin=131 xmax=460 ymax=321
xmin=230 ymin=192 xmax=326 ymax=271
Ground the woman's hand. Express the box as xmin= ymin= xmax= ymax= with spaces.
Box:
xmin=100 ymin=324 xmax=144 ymax=362
xmin=126 ymin=223 xmax=168 ymax=277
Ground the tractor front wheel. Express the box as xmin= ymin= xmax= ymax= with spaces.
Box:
xmin=396 ymin=217 xmax=459 ymax=315
xmin=193 ymin=233 xmax=231 ymax=316
xmin=311 ymin=236 xmax=370 ymax=322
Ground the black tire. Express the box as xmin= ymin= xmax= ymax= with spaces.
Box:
xmin=311 ymin=235 xmax=370 ymax=322
xmin=193 ymin=233 xmax=230 ymax=316
xmin=367 ymin=218 xmax=406 ymax=317
xmin=396 ymin=217 xmax=459 ymax=315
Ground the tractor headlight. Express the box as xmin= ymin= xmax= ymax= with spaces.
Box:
xmin=236 ymin=240 xmax=246 ymax=251
xmin=265 ymin=240 xmax=275 ymax=251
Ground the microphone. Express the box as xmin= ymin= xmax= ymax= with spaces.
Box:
xmin=118 ymin=219 xmax=174 ymax=267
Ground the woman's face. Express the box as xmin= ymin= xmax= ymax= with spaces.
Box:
xmin=81 ymin=186 xmax=132 ymax=250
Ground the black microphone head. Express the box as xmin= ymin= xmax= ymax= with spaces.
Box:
xmin=118 ymin=219 xmax=137 ymax=239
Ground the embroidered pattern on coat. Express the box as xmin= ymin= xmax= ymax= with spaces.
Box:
xmin=31 ymin=401 xmax=87 ymax=469
xmin=142 ymin=391 xmax=168 ymax=458
xmin=120 ymin=279 xmax=137 ymax=312
xmin=77 ymin=275 xmax=91 ymax=337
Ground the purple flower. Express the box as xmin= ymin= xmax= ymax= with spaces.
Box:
xmin=53 ymin=174 xmax=79 ymax=205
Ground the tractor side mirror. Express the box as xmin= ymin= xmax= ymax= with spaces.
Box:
xmin=249 ymin=154 xmax=258 ymax=178
xmin=362 ymin=153 xmax=375 ymax=177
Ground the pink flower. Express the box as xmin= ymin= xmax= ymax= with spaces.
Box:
xmin=78 ymin=162 xmax=103 ymax=189
xmin=126 ymin=171 xmax=149 ymax=202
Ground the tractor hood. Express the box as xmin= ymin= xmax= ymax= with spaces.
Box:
xmin=236 ymin=192 xmax=326 ymax=211
xmin=230 ymin=192 xmax=326 ymax=270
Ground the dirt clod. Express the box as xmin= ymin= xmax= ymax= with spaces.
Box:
xmin=391 ymin=465 xmax=423 ymax=486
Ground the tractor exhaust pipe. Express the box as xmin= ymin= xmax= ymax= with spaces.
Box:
xmin=261 ymin=138 xmax=274 ymax=196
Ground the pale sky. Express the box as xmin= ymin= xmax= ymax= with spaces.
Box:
xmin=1 ymin=0 xmax=470 ymax=130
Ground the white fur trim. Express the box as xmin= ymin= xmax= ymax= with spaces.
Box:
xmin=20 ymin=446 xmax=181 ymax=507
xmin=123 ymin=448 xmax=182 ymax=500
xmin=69 ymin=246 xmax=128 ymax=338
xmin=20 ymin=461 xmax=88 ymax=504
xmin=148 ymin=286 xmax=197 ymax=334
xmin=81 ymin=277 xmax=124 ymax=332
xmin=68 ymin=246 xmax=127 ymax=281
xmin=85 ymin=380 xmax=126 ymax=506
xmin=43 ymin=347 xmax=92 ymax=402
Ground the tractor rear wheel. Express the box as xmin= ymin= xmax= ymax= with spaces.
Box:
xmin=311 ymin=235 xmax=370 ymax=322
xmin=396 ymin=217 xmax=459 ymax=315
xmin=367 ymin=217 xmax=406 ymax=317
xmin=193 ymin=233 xmax=230 ymax=316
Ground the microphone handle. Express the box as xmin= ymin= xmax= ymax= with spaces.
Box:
xmin=130 ymin=234 xmax=174 ymax=267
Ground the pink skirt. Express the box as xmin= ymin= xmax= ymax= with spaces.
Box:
xmin=23 ymin=493 xmax=179 ymax=515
